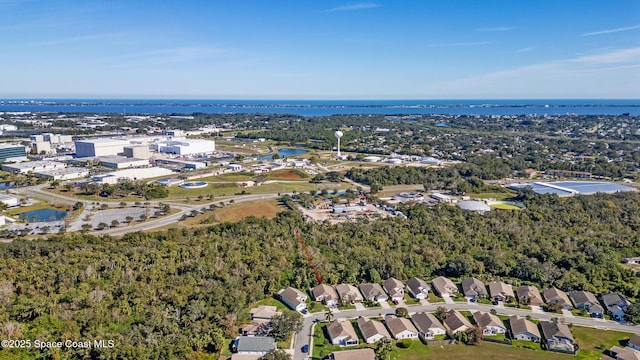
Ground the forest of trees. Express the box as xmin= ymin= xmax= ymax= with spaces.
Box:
xmin=0 ymin=192 xmax=639 ymax=358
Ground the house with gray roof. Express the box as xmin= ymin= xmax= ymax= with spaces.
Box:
xmin=329 ymin=348 xmax=376 ymax=360
xmin=311 ymin=284 xmax=339 ymax=307
xmin=569 ymin=290 xmax=604 ymax=318
xmin=489 ymin=281 xmax=515 ymax=302
xmin=411 ymin=312 xmax=446 ymax=340
xmin=335 ymin=284 xmax=363 ymax=304
xmin=473 ymin=311 xmax=506 ymax=336
xmin=326 ymin=320 xmax=359 ymax=347
xmin=629 ymin=334 xmax=640 ymax=351
xmin=385 ymin=315 xmax=419 ymax=340
xmin=540 ymin=320 xmax=575 ymax=353
xmin=431 ymin=276 xmax=458 ymax=297
xmin=359 ymin=283 xmax=388 ymax=302
xmin=509 ymin=316 xmax=540 ymax=342
xmin=356 ymin=317 xmax=390 ymax=344
xmin=233 ymin=336 xmax=277 ymax=355
xmin=443 ymin=310 xmax=472 ymax=336
xmin=602 ymin=293 xmax=630 ymax=321
xmin=543 ymin=288 xmax=573 ymax=310
xmin=461 ymin=277 xmax=487 ymax=301
xmin=516 ymin=285 xmax=544 ymax=306
xmin=277 ymin=287 xmax=307 ymax=312
xmin=405 ymin=277 xmax=430 ymax=299
xmin=382 ymin=277 xmax=405 ymax=302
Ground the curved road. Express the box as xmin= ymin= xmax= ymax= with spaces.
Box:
xmin=292 ymin=302 xmax=640 ymax=360
xmin=11 ymin=184 xmax=283 ymax=237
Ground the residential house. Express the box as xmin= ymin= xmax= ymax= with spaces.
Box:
xmin=489 ymin=281 xmax=515 ymax=302
xmin=335 ymin=284 xmax=363 ymax=304
xmin=516 ymin=285 xmax=544 ymax=306
xmin=443 ymin=310 xmax=472 ymax=336
xmin=385 ymin=315 xmax=419 ymax=340
xmin=543 ymin=288 xmax=573 ymax=310
xmin=405 ymin=277 xmax=430 ymax=300
xmin=356 ymin=317 xmax=391 ymax=344
xmin=277 ymin=287 xmax=307 ymax=312
xmin=540 ymin=320 xmax=576 ymax=353
xmin=230 ymin=354 xmax=262 ymax=360
xmin=249 ymin=305 xmax=281 ymax=321
xmin=628 ymin=334 xmax=640 ymax=351
xmin=509 ymin=316 xmax=541 ymax=342
xmin=359 ymin=283 xmax=388 ymax=302
xmin=608 ymin=346 xmax=640 ymax=360
xmin=382 ymin=277 xmax=405 ymax=302
xmin=431 ymin=276 xmax=458 ymax=297
xmin=232 ymin=336 xmax=277 ymax=355
xmin=411 ymin=312 xmax=446 ymax=340
xmin=461 ymin=277 xmax=488 ymax=301
xmin=602 ymin=293 xmax=631 ymax=321
xmin=623 ymin=257 xmax=640 ymax=265
xmin=472 ymin=311 xmax=506 ymax=336
xmin=326 ymin=320 xmax=359 ymax=347
xmin=569 ymin=290 xmax=604 ymax=318
xmin=329 ymin=348 xmax=376 ymax=360
xmin=311 ymin=284 xmax=339 ymax=307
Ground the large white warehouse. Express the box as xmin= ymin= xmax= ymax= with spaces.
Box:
xmin=157 ymin=139 xmax=215 ymax=156
xmin=75 ymin=139 xmax=131 ymax=157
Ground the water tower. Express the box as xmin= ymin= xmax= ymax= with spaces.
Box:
xmin=334 ymin=130 xmax=343 ymax=159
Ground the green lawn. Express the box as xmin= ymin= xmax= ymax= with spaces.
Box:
xmin=392 ymin=342 xmax=569 ymax=360
xmin=469 ymin=192 xmax=516 ymax=200
xmin=491 ymin=203 xmax=522 ymax=210
xmin=573 ymin=326 xmax=633 ymax=360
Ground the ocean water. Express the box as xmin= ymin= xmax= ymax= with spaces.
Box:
xmin=0 ymin=99 xmax=638 ymax=116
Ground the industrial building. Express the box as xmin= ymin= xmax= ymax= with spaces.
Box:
xmin=0 ymin=194 xmax=19 ymax=207
xmin=92 ymin=166 xmax=174 ymax=184
xmin=123 ymin=145 xmax=151 ymax=159
xmin=35 ymin=167 xmax=89 ymax=180
xmin=99 ymin=156 xmax=149 ymax=169
xmin=2 ymin=160 xmax=66 ymax=174
xmin=156 ymin=139 xmax=215 ymax=156
xmin=0 ymin=144 xmax=27 ymax=162
xmin=75 ymin=138 xmax=131 ymax=157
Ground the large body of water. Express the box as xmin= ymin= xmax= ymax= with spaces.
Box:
xmin=1 ymin=99 xmax=639 ymax=116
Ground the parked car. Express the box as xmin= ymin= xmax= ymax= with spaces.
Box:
xmin=301 ymin=344 xmax=309 ymax=353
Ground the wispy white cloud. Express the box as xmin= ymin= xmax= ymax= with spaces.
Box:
xmin=324 ymin=2 xmax=379 ymax=12
xmin=433 ymin=46 xmax=640 ymax=98
xmin=27 ymin=32 xmax=129 ymax=47
xmin=427 ymin=41 xmax=491 ymax=47
xmin=517 ymin=47 xmax=534 ymax=53
xmin=476 ymin=26 xmax=515 ymax=32
xmin=581 ymin=24 xmax=640 ymax=36
xmin=571 ymin=47 xmax=640 ymax=64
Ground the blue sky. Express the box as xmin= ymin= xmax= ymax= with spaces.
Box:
xmin=1 ymin=0 xmax=639 ymax=99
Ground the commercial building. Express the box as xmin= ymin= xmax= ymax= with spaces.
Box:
xmin=35 ymin=167 xmax=89 ymax=180
xmin=0 ymin=144 xmax=27 ymax=162
xmin=123 ymin=145 xmax=151 ymax=159
xmin=99 ymin=156 xmax=149 ymax=169
xmin=2 ymin=160 xmax=66 ymax=174
xmin=156 ymin=139 xmax=215 ymax=156
xmin=75 ymin=138 xmax=131 ymax=157
xmin=91 ymin=167 xmax=174 ymax=184
xmin=0 ymin=194 xmax=19 ymax=207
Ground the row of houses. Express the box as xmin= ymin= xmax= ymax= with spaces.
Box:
xmin=323 ymin=310 xmax=578 ymax=354
xmin=278 ymin=275 xmax=631 ymax=321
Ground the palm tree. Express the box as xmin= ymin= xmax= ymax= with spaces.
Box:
xmin=325 ymin=308 xmax=334 ymax=323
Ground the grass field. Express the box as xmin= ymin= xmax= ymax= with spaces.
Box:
xmin=469 ymin=192 xmax=517 ymax=200
xmin=491 ymin=203 xmax=522 ymax=210
xmin=209 ymin=199 xmax=285 ymax=223
xmin=392 ymin=342 xmax=568 ymax=360
xmin=573 ymin=326 xmax=632 ymax=360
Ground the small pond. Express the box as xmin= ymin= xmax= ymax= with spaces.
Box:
xmin=19 ymin=209 xmax=68 ymax=222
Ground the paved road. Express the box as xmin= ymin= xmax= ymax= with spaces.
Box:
xmin=12 ymin=184 xmax=284 ymax=237
xmin=292 ymin=302 xmax=640 ymax=360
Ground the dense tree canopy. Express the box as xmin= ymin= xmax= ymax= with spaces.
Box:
xmin=0 ymin=192 xmax=639 ymax=358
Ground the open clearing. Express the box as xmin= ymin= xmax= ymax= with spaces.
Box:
xmin=491 ymin=203 xmax=522 ymax=210
xmin=208 ymin=199 xmax=285 ymax=223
